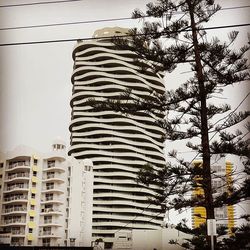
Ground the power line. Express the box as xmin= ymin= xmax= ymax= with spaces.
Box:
xmin=0 ymin=17 xmax=133 ymax=31
xmin=0 ymin=23 xmax=249 ymax=47
xmin=187 ymin=91 xmax=250 ymax=166
xmin=210 ymin=91 xmax=250 ymax=140
xmin=0 ymin=5 xmax=249 ymax=31
xmin=0 ymin=0 xmax=84 ymax=8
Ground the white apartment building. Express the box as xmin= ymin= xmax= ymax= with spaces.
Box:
xmin=0 ymin=140 xmax=93 ymax=247
xmin=69 ymin=27 xmax=166 ymax=248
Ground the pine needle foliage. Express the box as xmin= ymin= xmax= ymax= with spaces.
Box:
xmin=89 ymin=0 xmax=250 ymax=247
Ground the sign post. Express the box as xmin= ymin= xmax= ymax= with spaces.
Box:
xmin=207 ymin=219 xmax=217 ymax=250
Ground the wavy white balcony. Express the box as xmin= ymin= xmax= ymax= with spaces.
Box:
xmin=2 ymin=206 xmax=27 ymax=215
xmin=40 ymin=207 xmax=63 ymax=215
xmin=6 ymin=161 xmax=30 ymax=171
xmin=39 ymin=231 xmax=61 ymax=238
xmin=11 ymin=229 xmax=25 ymax=236
xmin=3 ymin=195 xmax=28 ymax=203
xmin=3 ymin=218 xmax=26 ymax=226
xmin=4 ymin=184 xmax=29 ymax=193
xmin=5 ymin=173 xmax=30 ymax=182
xmin=42 ymin=173 xmax=64 ymax=183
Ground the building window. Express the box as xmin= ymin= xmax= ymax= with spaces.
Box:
xmin=34 ymin=159 xmax=38 ymax=165
xmin=32 ymin=182 xmax=36 ymax=187
xmin=45 ymin=193 xmax=53 ymax=201
xmin=70 ymin=238 xmax=76 ymax=247
xmin=29 ymin=228 xmax=33 ymax=233
xmin=0 ymin=163 xmax=3 ymax=168
xmin=30 ymin=216 xmax=34 ymax=221
xmin=42 ymin=238 xmax=50 ymax=247
xmin=48 ymin=160 xmax=55 ymax=168
xmin=33 ymin=171 xmax=37 ymax=177
xmin=31 ymin=193 xmax=35 ymax=199
xmin=31 ymin=205 xmax=35 ymax=210
xmin=46 ymin=183 xmax=54 ymax=190
xmin=27 ymin=240 xmax=32 ymax=245
xmin=44 ymin=215 xmax=52 ymax=224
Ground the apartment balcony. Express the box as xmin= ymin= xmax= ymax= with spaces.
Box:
xmin=41 ymin=197 xmax=64 ymax=205
xmin=2 ymin=206 xmax=27 ymax=215
xmin=42 ymin=174 xmax=64 ymax=183
xmin=11 ymin=229 xmax=25 ymax=236
xmin=40 ymin=219 xmax=62 ymax=227
xmin=6 ymin=161 xmax=30 ymax=172
xmin=3 ymin=195 xmax=28 ymax=204
xmin=11 ymin=239 xmax=25 ymax=246
xmin=38 ymin=231 xmax=61 ymax=238
xmin=40 ymin=207 xmax=63 ymax=215
xmin=43 ymin=163 xmax=65 ymax=173
xmin=4 ymin=184 xmax=29 ymax=193
xmin=3 ymin=218 xmax=26 ymax=226
xmin=5 ymin=173 xmax=30 ymax=183
xmin=42 ymin=185 xmax=64 ymax=194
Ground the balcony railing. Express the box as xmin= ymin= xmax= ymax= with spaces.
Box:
xmin=4 ymin=195 xmax=28 ymax=202
xmin=43 ymin=185 xmax=63 ymax=192
xmin=4 ymin=218 xmax=26 ymax=224
xmin=41 ymin=207 xmax=61 ymax=213
xmin=39 ymin=231 xmax=52 ymax=236
xmin=11 ymin=241 xmax=24 ymax=246
xmin=5 ymin=184 xmax=29 ymax=191
xmin=6 ymin=173 xmax=29 ymax=180
xmin=45 ymin=185 xmax=55 ymax=190
xmin=45 ymin=196 xmax=53 ymax=201
xmin=47 ymin=173 xmax=55 ymax=179
xmin=11 ymin=230 xmax=25 ymax=235
xmin=4 ymin=207 xmax=27 ymax=213
xmin=47 ymin=162 xmax=55 ymax=168
xmin=7 ymin=161 xmax=30 ymax=170
xmin=44 ymin=219 xmax=53 ymax=224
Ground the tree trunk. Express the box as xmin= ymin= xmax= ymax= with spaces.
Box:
xmin=186 ymin=0 xmax=215 ymax=246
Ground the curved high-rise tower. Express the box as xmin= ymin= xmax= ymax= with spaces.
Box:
xmin=69 ymin=27 xmax=166 ymax=246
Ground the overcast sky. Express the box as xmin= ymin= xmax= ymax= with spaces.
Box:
xmin=0 ymin=0 xmax=249 ymax=228
xmin=0 ymin=0 xmax=249 ymax=155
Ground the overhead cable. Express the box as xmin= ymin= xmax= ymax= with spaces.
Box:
xmin=0 ymin=23 xmax=249 ymax=47
xmin=0 ymin=0 xmax=84 ymax=8
xmin=0 ymin=5 xmax=249 ymax=31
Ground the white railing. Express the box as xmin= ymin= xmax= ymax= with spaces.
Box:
xmin=43 ymin=185 xmax=63 ymax=191
xmin=47 ymin=173 xmax=55 ymax=179
xmin=46 ymin=185 xmax=55 ymax=190
xmin=12 ymin=241 xmax=24 ymax=246
xmin=11 ymin=230 xmax=25 ymax=235
xmin=44 ymin=219 xmax=53 ymax=224
xmin=4 ymin=207 xmax=26 ymax=213
xmin=4 ymin=218 xmax=26 ymax=224
xmin=47 ymin=162 xmax=55 ymax=168
xmin=7 ymin=161 xmax=30 ymax=170
xmin=6 ymin=184 xmax=29 ymax=191
xmin=6 ymin=173 xmax=29 ymax=180
xmin=4 ymin=195 xmax=28 ymax=202
xmin=39 ymin=231 xmax=52 ymax=236
xmin=45 ymin=196 xmax=53 ymax=201
xmin=41 ymin=208 xmax=61 ymax=213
